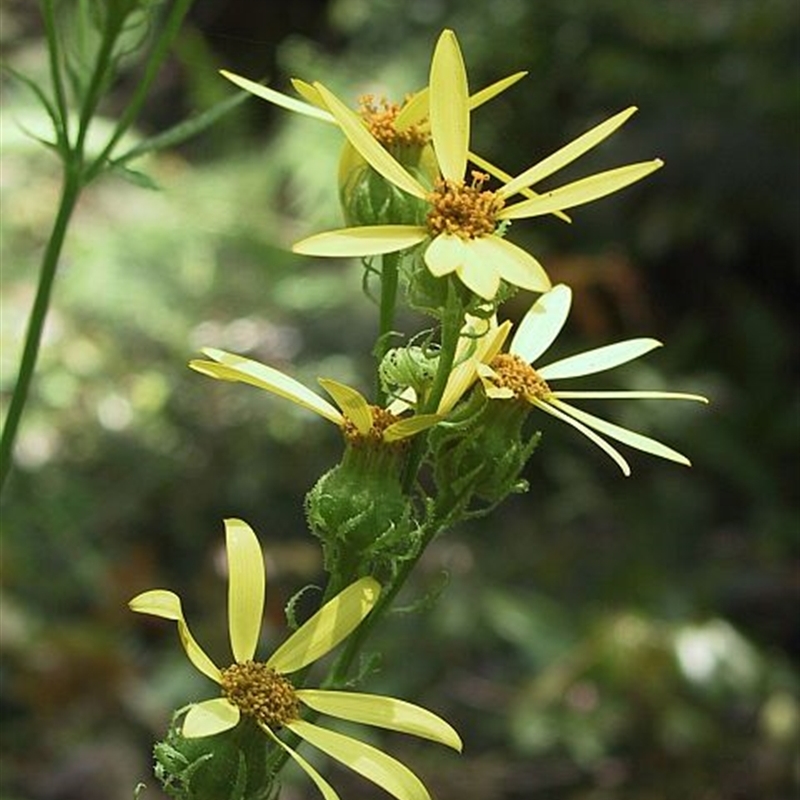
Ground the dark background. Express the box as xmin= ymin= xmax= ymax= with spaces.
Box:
xmin=1 ymin=1 xmax=798 ymax=798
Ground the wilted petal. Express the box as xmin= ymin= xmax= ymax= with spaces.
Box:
xmin=498 ymin=107 xmax=639 ymax=198
xmin=293 ymin=226 xmax=428 ymax=257
xmin=548 ymin=398 xmax=692 ymax=466
xmin=499 ymin=160 xmax=664 ymax=220
xmin=190 ymin=350 xmax=343 ymax=426
xmin=318 ymin=378 xmax=373 ymax=435
xmin=539 ymin=338 xmax=663 ymax=380
xmin=219 ymin=71 xmax=334 ymax=123
xmin=267 ymin=578 xmax=380 ymax=674
xmin=182 ymin=698 xmax=240 ymax=738
xmin=430 ymin=29 xmax=469 ymax=182
xmin=262 ymin=725 xmax=341 ymax=800
xmin=129 ymin=590 xmax=221 ymax=683
xmin=296 ymin=690 xmax=462 ymax=751
xmin=225 ymin=519 xmax=265 ymax=664
xmin=383 ymin=413 xmax=441 ymax=442
xmin=510 ymin=284 xmax=572 ymax=364
xmin=469 ymin=235 xmax=551 ymax=293
xmin=314 ymin=82 xmax=426 ymax=199
xmin=288 ymin=719 xmax=432 ymax=800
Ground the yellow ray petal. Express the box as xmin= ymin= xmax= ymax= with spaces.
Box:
xmin=219 ymin=70 xmax=334 ymax=123
xmin=290 ymin=78 xmax=328 ymax=111
xmin=424 ymin=233 xmax=468 ymax=277
xmin=553 ymin=391 xmax=709 ymax=402
xmin=317 ymin=378 xmax=373 ymax=435
xmin=499 ymin=160 xmax=664 ymax=220
xmin=383 ymin=413 xmax=441 ymax=442
xmin=262 ymin=725 xmax=342 ymax=800
xmin=288 ymin=719 xmax=432 ymax=800
xmin=314 ymin=82 xmax=426 ymax=199
xmin=182 ymin=698 xmax=240 ymax=738
xmin=429 ymin=29 xmax=469 ymax=182
xmin=477 ymin=363 xmax=516 ymax=399
xmin=267 ymin=578 xmax=380 ymax=674
xmin=498 ymin=107 xmax=639 ymax=198
xmin=532 ymin=398 xmax=631 ymax=476
xmin=538 ymin=338 xmax=662 ymax=381
xmin=293 ymin=225 xmax=427 ymax=257
xmin=225 ymin=518 xmax=265 ymax=664
xmin=548 ymin=398 xmax=692 ymax=466
xmin=129 ymin=590 xmax=222 ymax=682
xmin=468 ymin=71 xmax=527 ymax=110
xmin=510 ymin=284 xmax=572 ymax=365
xmin=456 ymin=255 xmax=501 ymax=300
xmin=395 ymin=89 xmax=429 ymax=130
xmin=467 ymin=235 xmax=552 ymax=293
xmin=190 ymin=350 xmax=343 ymax=426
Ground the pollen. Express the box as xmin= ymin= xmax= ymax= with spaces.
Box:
xmin=427 ymin=172 xmax=505 ymax=239
xmin=358 ymin=95 xmax=429 ymax=149
xmin=489 ymin=353 xmax=551 ymax=401
xmin=220 ymin=661 xmax=299 ymax=729
xmin=342 ymin=405 xmax=403 ymax=446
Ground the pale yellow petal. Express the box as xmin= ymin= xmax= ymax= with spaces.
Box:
xmin=318 ymin=378 xmax=373 ymax=435
xmin=424 ymin=233 xmax=468 ymax=277
xmin=296 ymin=690 xmax=462 ymax=751
xmin=476 ymin=363 xmax=516 ymax=400
xmin=456 ymin=256 xmax=501 ymax=300
xmin=499 ymin=160 xmax=664 ymax=220
xmin=182 ymin=698 xmax=240 ymax=738
xmin=553 ymin=391 xmax=709 ymax=402
xmin=538 ymin=338 xmax=662 ymax=380
xmin=383 ymin=413 xmax=441 ymax=442
xmin=191 ymin=349 xmax=343 ymax=425
xmin=129 ymin=590 xmax=222 ymax=682
xmin=468 ymin=71 xmax=527 ymax=110
xmin=395 ymin=89 xmax=429 ymax=130
xmin=429 ymin=29 xmax=469 ymax=182
xmin=219 ymin=71 xmax=334 ymax=123
xmin=548 ymin=398 xmax=692 ymax=466
xmin=510 ymin=284 xmax=572 ymax=364
xmin=262 ymin=725 xmax=341 ymax=800
xmin=225 ymin=518 xmax=265 ymax=664
xmin=267 ymin=578 xmax=380 ymax=674
xmin=498 ymin=107 xmax=639 ymax=198
xmin=288 ymin=719 xmax=432 ymax=800
xmin=293 ymin=226 xmax=428 ymax=257
xmin=314 ymin=82 xmax=426 ymax=199
xmin=532 ymin=398 xmax=631 ymax=476
xmin=468 ymin=235 xmax=552 ymax=293
xmin=290 ymin=78 xmax=328 ymax=111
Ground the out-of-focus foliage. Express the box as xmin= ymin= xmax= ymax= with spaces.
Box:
xmin=1 ymin=1 xmax=798 ymax=798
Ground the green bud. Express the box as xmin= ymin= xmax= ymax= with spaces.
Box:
xmin=153 ymin=713 xmax=274 ymax=800
xmin=379 ymin=345 xmax=439 ymax=402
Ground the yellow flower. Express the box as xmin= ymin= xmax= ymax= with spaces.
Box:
xmin=189 ymin=348 xmax=440 ymax=444
xmin=292 ymin=29 xmax=663 ymax=300
xmin=469 ymin=285 xmax=708 ymax=475
xmin=130 ymin=519 xmax=461 ymax=800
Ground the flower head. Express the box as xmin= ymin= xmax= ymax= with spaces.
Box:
xmin=292 ymin=30 xmax=663 ymax=300
xmin=455 ymin=285 xmax=708 ymax=475
xmin=189 ymin=348 xmax=440 ymax=445
xmin=130 ymin=519 xmax=461 ymax=800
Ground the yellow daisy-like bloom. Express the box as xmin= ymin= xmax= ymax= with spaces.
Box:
xmin=130 ymin=519 xmax=461 ymax=800
xmin=291 ymin=29 xmax=664 ymax=300
xmin=446 ymin=285 xmax=708 ymax=475
xmin=189 ymin=348 xmax=440 ymax=445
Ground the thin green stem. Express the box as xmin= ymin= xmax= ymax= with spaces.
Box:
xmin=374 ymin=252 xmax=400 ymax=404
xmin=39 ymin=0 xmax=69 ymax=145
xmin=1 ymin=163 xmax=82 ymax=493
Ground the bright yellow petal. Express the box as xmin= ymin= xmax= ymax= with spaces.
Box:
xmin=395 ymin=89 xmax=429 ymax=130
xmin=499 ymin=160 xmax=664 ymax=220
xmin=510 ymin=284 xmax=572 ymax=364
xmin=219 ymin=71 xmax=334 ymax=123
xmin=293 ymin=226 xmax=428 ymax=257
xmin=182 ymin=698 xmax=240 ymax=738
xmin=532 ymin=398 xmax=631 ymax=476
xmin=424 ymin=233 xmax=467 ymax=277
xmin=129 ymin=590 xmax=222 ymax=683
xmin=553 ymin=391 xmax=709 ymax=402
xmin=456 ymin=255 xmax=501 ymax=300
xmin=318 ymin=378 xmax=373 ymax=435
xmin=225 ymin=518 xmax=265 ymax=664
xmin=262 ymin=725 xmax=341 ymax=800
xmin=290 ymin=78 xmax=328 ymax=111
xmin=383 ymin=413 xmax=441 ymax=442
xmin=498 ymin=107 xmax=639 ymax=198
xmin=296 ymin=690 xmax=463 ymax=751
xmin=538 ymin=338 xmax=662 ymax=380
xmin=267 ymin=578 xmax=380 ymax=674
xmin=190 ymin=350 xmax=343 ymax=426
xmin=468 ymin=71 xmax=527 ymax=110
xmin=287 ymin=719 xmax=432 ymax=800
xmin=476 ymin=363 xmax=516 ymax=400
xmin=468 ymin=235 xmax=552 ymax=293
xmin=314 ymin=82 xmax=426 ymax=199
xmin=429 ymin=29 xmax=469 ymax=182
xmin=548 ymin=398 xmax=692 ymax=466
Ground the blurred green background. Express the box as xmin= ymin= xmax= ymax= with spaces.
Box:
xmin=1 ymin=1 xmax=798 ymax=798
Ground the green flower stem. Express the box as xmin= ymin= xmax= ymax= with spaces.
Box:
xmin=0 ymin=163 xmax=81 ymax=494
xmin=374 ymin=252 xmax=400 ymax=404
